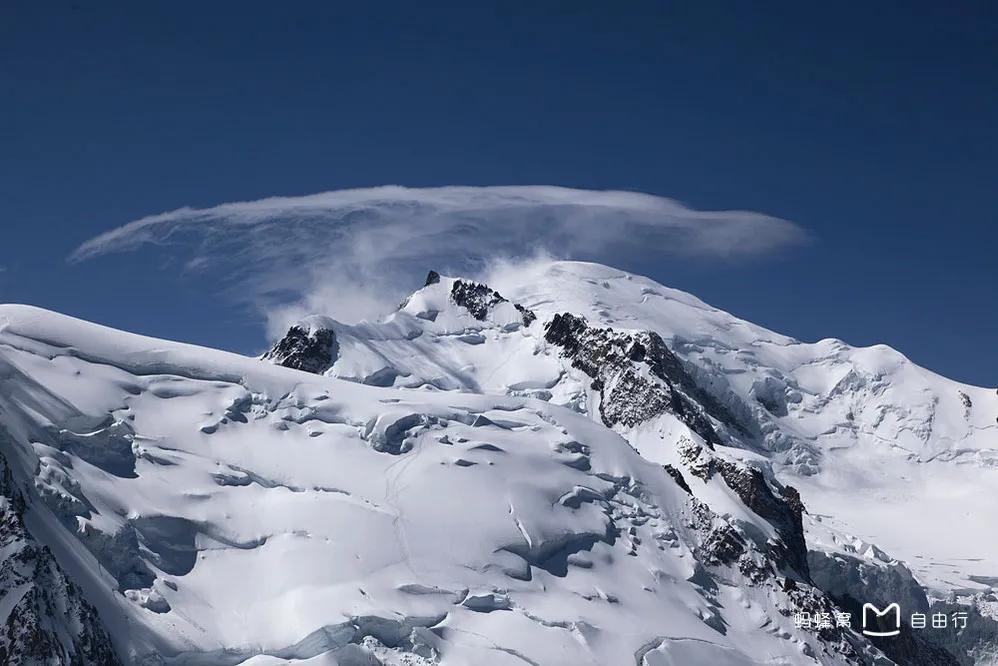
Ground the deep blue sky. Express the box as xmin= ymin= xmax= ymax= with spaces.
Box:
xmin=1 ymin=2 xmax=995 ymax=385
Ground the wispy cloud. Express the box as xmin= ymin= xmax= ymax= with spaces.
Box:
xmin=71 ymin=185 xmax=807 ymax=336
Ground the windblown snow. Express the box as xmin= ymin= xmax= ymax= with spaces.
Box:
xmin=0 ymin=260 xmax=994 ymax=665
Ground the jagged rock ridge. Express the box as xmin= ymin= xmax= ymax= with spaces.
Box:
xmin=450 ymin=278 xmax=536 ymax=327
xmin=543 ymin=311 xmax=724 ymax=441
xmin=0 ymin=457 xmax=120 ymax=665
xmin=262 ymin=324 xmax=338 ymax=374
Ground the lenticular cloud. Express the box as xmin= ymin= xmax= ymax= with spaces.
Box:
xmin=71 ymin=185 xmax=806 ymax=332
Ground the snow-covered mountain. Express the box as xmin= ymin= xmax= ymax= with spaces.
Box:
xmin=0 ymin=260 xmax=995 ymax=664
xmin=275 ymin=263 xmax=998 ymax=590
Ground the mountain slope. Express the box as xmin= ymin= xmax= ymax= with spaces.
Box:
xmin=0 ymin=452 xmax=119 ymax=665
xmin=495 ymin=261 xmax=998 ymax=598
xmin=0 ymin=303 xmax=887 ymax=664
xmin=262 ymin=261 xmax=998 ymax=663
xmin=0 ymin=259 xmax=994 ymax=664
xmin=269 ymin=261 xmax=998 ymax=600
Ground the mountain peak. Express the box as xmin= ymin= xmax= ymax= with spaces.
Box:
xmin=15 ymin=262 xmax=990 ymax=664
xmin=261 ymin=322 xmax=338 ymax=374
xmin=397 ymin=272 xmax=536 ymax=330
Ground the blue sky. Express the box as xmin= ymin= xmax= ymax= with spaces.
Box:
xmin=1 ymin=2 xmax=995 ymax=385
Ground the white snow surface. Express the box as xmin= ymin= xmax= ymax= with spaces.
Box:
xmin=502 ymin=261 xmax=998 ymax=597
xmin=0 ymin=259 xmax=995 ymax=664
xmin=0 ymin=299 xmax=858 ymax=665
xmin=318 ymin=261 xmax=998 ymax=596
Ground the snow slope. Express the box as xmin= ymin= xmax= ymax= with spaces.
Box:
xmin=496 ymin=261 xmax=998 ymax=597
xmin=285 ymin=261 xmax=997 ymax=599
xmin=1 ymin=258 xmax=994 ymax=665
xmin=0 ymin=303 xmax=881 ymax=665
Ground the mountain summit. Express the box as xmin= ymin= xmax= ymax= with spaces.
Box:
xmin=0 ymin=260 xmax=994 ymax=664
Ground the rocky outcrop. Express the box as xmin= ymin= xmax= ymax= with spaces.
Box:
xmin=540 ymin=311 xmax=815 ymax=582
xmin=714 ymin=460 xmax=810 ymax=580
xmin=543 ymin=313 xmax=722 ymax=442
xmin=677 ymin=438 xmax=810 ymax=581
xmin=263 ymin=325 xmax=338 ymax=374
xmin=0 ymin=462 xmax=120 ymax=665
xmin=450 ymin=280 xmax=536 ymax=327
xmin=662 ymin=464 xmax=691 ymax=494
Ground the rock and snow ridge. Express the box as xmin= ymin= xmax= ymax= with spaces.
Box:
xmin=0 ymin=260 xmax=993 ymax=664
xmin=275 ymin=262 xmax=998 ymax=590
xmin=0 ymin=302 xmax=876 ymax=666
xmin=262 ymin=261 xmax=998 ymax=664
xmin=0 ymin=452 xmax=119 ymax=664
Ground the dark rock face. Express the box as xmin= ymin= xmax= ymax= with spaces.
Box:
xmin=0 ymin=462 xmax=120 ymax=665
xmin=688 ymin=499 xmax=747 ymax=566
xmin=540 ymin=312 xmax=851 ymax=588
xmin=713 ymin=460 xmax=810 ymax=580
xmin=450 ymin=280 xmax=536 ymax=327
xmin=662 ymin=464 xmax=691 ymax=494
xmin=263 ymin=326 xmax=339 ymax=375
xmin=543 ymin=312 xmax=721 ymax=442
xmin=424 ymin=270 xmax=441 ymax=286
xmin=677 ymin=438 xmax=810 ymax=581
xmin=682 ymin=496 xmax=877 ymax=663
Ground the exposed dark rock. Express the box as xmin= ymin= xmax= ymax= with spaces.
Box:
xmin=0 ymin=454 xmax=121 ymax=665
xmin=450 ymin=280 xmax=502 ymax=320
xmin=514 ymin=304 xmax=537 ymax=327
xmin=663 ymin=464 xmax=691 ymax=494
xmin=676 ymin=436 xmax=811 ymax=582
xmin=701 ymin=522 xmax=746 ymax=566
xmin=450 ymin=280 xmax=536 ymax=327
xmin=543 ymin=313 xmax=722 ymax=442
xmin=424 ymin=270 xmax=441 ymax=286
xmin=263 ymin=326 xmax=338 ymax=375
xmin=713 ymin=460 xmax=810 ymax=580
xmin=678 ymin=438 xmax=715 ymax=479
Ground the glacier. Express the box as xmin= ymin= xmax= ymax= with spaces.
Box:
xmin=0 ymin=260 xmax=995 ymax=665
